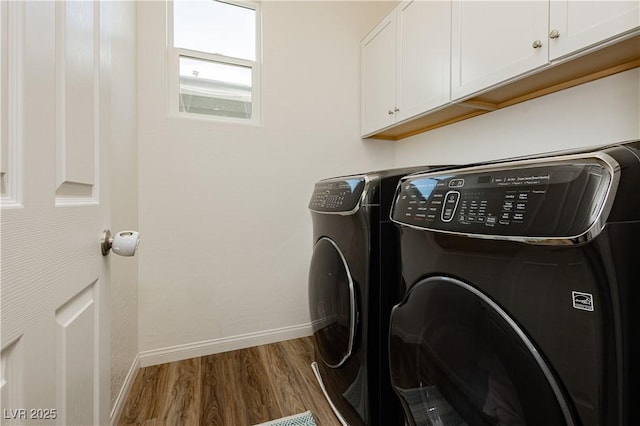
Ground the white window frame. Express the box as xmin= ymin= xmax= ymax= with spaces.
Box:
xmin=166 ymin=0 xmax=262 ymax=124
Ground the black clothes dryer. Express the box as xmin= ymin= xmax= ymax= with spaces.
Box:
xmin=308 ymin=166 xmax=450 ymax=426
xmin=388 ymin=141 xmax=640 ymax=426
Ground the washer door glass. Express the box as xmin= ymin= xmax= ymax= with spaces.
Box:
xmin=389 ymin=276 xmax=575 ymax=426
xmin=308 ymin=237 xmax=356 ymax=368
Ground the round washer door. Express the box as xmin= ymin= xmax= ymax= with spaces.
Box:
xmin=389 ymin=276 xmax=576 ymax=426
xmin=308 ymin=237 xmax=356 ymax=368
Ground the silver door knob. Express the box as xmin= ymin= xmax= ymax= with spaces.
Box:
xmin=549 ymin=29 xmax=560 ymax=39
xmin=101 ymin=229 xmax=140 ymax=256
xmin=532 ymin=40 xmax=543 ymax=48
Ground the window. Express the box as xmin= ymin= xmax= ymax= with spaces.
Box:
xmin=168 ymin=0 xmax=261 ymax=122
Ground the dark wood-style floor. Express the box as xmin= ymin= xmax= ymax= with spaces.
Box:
xmin=118 ymin=337 xmax=341 ymax=426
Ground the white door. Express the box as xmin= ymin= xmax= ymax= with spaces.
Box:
xmin=1 ymin=1 xmax=111 ymax=425
xmin=396 ymin=0 xmax=451 ymax=122
xmin=549 ymin=0 xmax=640 ymax=60
xmin=451 ymin=1 xmax=549 ymax=100
xmin=361 ymin=12 xmax=397 ymax=136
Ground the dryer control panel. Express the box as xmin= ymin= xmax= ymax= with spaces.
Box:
xmin=309 ymin=177 xmax=366 ymax=214
xmin=391 ymin=157 xmax=616 ymax=241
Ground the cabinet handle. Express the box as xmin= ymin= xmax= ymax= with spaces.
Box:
xmin=532 ymin=40 xmax=543 ymax=49
xmin=388 ymin=110 xmax=394 ymax=115
xmin=549 ymin=29 xmax=560 ymax=39
xmin=394 ymin=107 xmax=400 ymax=113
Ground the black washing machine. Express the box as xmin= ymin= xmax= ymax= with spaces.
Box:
xmin=388 ymin=141 xmax=640 ymax=426
xmin=308 ymin=166 xmax=451 ymax=425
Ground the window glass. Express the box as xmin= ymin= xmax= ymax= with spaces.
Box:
xmin=173 ymin=0 xmax=256 ymax=61
xmin=179 ymin=56 xmax=252 ymax=119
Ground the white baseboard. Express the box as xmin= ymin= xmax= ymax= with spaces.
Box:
xmin=110 ymin=353 xmax=140 ymax=426
xmin=138 ymin=322 xmax=313 ymax=368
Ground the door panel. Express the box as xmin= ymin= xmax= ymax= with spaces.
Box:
xmin=361 ymin=13 xmax=397 ymax=136
xmin=451 ymin=1 xmax=549 ymax=100
xmin=55 ymin=0 xmax=98 ymax=204
xmin=549 ymin=0 xmax=640 ymax=60
xmin=397 ymin=0 xmax=451 ymax=121
xmin=0 ymin=0 xmax=22 ymax=207
xmin=55 ymin=282 xmax=98 ymax=426
xmin=1 ymin=1 xmax=111 ymax=424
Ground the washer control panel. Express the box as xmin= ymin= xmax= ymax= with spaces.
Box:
xmin=309 ymin=177 xmax=366 ymax=213
xmin=391 ymin=159 xmax=614 ymax=238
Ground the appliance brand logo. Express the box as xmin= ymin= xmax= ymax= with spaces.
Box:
xmin=572 ymin=291 xmax=594 ymax=312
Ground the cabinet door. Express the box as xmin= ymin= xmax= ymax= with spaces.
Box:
xmin=451 ymin=1 xmax=549 ymax=100
xmin=361 ymin=13 xmax=397 ymax=136
xmin=549 ymin=0 xmax=639 ymax=60
xmin=396 ymin=0 xmax=451 ymax=122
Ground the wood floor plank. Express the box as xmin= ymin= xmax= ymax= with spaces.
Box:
xmin=232 ymin=346 xmax=274 ymax=424
xmin=280 ymin=338 xmax=341 ymax=426
xmin=118 ymin=337 xmax=340 ymax=426
xmin=256 ymin=342 xmax=308 ymax=418
xmin=160 ymin=357 xmax=201 ymax=426
xmin=200 ymin=352 xmax=225 ymax=426
xmin=206 ymin=350 xmax=251 ymax=426
xmin=119 ymin=364 xmax=171 ymax=426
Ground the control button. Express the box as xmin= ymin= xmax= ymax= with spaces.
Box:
xmin=467 ymin=216 xmax=475 ymax=223
xmin=485 ymin=216 xmax=497 ymax=226
xmin=443 ymin=208 xmax=454 ymax=220
xmin=445 ymin=192 xmax=459 ymax=205
xmin=502 ymin=201 xmax=514 ymax=211
xmin=504 ymin=192 xmax=517 ymax=200
xmin=518 ymin=192 xmax=529 ymax=200
xmin=426 ymin=214 xmax=436 ymax=221
xmin=499 ymin=220 xmax=510 ymax=225
xmin=441 ymin=191 xmax=460 ymax=223
xmin=513 ymin=212 xmax=524 ymax=222
xmin=476 ymin=216 xmax=486 ymax=223
xmin=516 ymin=202 xmax=527 ymax=210
xmin=449 ymin=178 xmax=465 ymax=188
xmin=500 ymin=212 xmax=510 ymax=221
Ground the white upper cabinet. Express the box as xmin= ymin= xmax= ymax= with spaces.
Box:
xmin=396 ymin=0 xmax=451 ymax=122
xmin=451 ymin=1 xmax=549 ymax=100
xmin=362 ymin=0 xmax=639 ymax=139
xmin=549 ymin=1 xmax=640 ymax=60
xmin=361 ymin=13 xmax=397 ymax=136
xmin=361 ymin=0 xmax=451 ymax=137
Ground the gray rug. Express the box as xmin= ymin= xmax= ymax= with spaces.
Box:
xmin=254 ymin=411 xmax=317 ymax=426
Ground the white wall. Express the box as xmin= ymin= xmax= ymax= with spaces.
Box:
xmin=136 ymin=1 xmax=395 ymax=357
xmin=134 ymin=0 xmax=638 ymax=365
xmin=108 ymin=0 xmax=138 ymax=415
xmin=394 ymin=69 xmax=640 ymax=166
